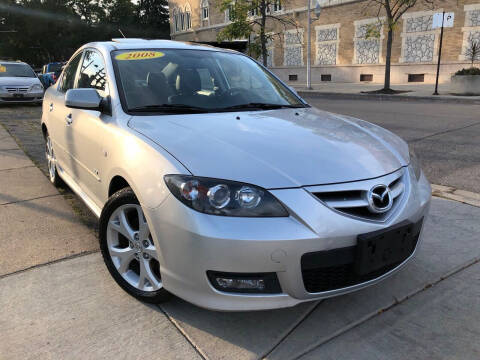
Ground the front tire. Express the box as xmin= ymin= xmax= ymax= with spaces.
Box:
xmin=99 ymin=187 xmax=171 ymax=303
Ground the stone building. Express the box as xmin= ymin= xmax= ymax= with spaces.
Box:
xmin=168 ymin=0 xmax=480 ymax=84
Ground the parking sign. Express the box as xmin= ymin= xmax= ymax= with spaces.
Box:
xmin=432 ymin=12 xmax=455 ymax=28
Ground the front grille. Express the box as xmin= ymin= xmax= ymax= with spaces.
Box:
xmin=301 ymin=220 xmax=422 ymax=293
xmin=309 ymin=168 xmax=406 ymax=222
xmin=5 ymin=87 xmax=29 ymax=93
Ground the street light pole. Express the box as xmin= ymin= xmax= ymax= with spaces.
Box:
xmin=306 ymin=0 xmax=312 ymax=89
xmin=306 ymin=1 xmax=321 ymax=90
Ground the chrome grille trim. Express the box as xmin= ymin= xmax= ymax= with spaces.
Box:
xmin=5 ymin=87 xmax=29 ymax=93
xmin=306 ymin=168 xmax=408 ymax=222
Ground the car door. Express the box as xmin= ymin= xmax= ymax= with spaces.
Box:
xmin=65 ymin=49 xmax=110 ymax=208
xmin=47 ymin=52 xmax=83 ymax=177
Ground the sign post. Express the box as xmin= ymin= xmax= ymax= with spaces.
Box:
xmin=432 ymin=12 xmax=454 ymax=95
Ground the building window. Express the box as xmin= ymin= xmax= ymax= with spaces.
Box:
xmin=184 ymin=4 xmax=192 ymax=30
xmin=360 ymin=74 xmax=373 ymax=82
xmin=315 ymin=24 xmax=340 ymax=65
xmin=201 ymin=0 xmax=209 ymax=20
xmin=272 ymin=0 xmax=282 ymax=12
xmin=173 ymin=9 xmax=178 ymax=32
xmin=400 ymin=11 xmax=438 ymax=63
xmin=353 ymin=18 xmax=384 ymax=64
xmin=408 ymin=74 xmax=425 ymax=82
xmin=180 ymin=12 xmax=185 ymax=30
xmin=284 ymin=29 xmax=304 ymax=67
xmin=460 ymin=4 xmax=480 ymax=62
xmin=225 ymin=3 xmax=234 ymax=22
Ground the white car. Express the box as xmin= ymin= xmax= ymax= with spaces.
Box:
xmin=0 ymin=61 xmax=44 ymax=104
xmin=41 ymin=39 xmax=431 ymax=311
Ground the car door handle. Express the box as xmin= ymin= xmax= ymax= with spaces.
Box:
xmin=65 ymin=114 xmax=73 ymax=125
xmin=49 ymin=103 xmax=53 ymax=112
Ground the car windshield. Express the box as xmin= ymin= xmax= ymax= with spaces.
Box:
xmin=0 ymin=63 xmax=36 ymax=78
xmin=111 ymin=49 xmax=305 ymax=113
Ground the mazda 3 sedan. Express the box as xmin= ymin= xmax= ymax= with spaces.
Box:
xmin=41 ymin=39 xmax=431 ymax=311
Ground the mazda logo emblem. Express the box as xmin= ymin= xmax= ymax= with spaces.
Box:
xmin=367 ymin=184 xmax=393 ymax=214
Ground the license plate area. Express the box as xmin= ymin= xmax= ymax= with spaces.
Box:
xmin=13 ymin=93 xmax=24 ymax=98
xmin=354 ymin=219 xmax=423 ymax=276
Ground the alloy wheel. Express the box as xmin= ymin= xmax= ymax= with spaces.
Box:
xmin=45 ymin=136 xmax=56 ymax=181
xmin=106 ymin=204 xmax=162 ymax=292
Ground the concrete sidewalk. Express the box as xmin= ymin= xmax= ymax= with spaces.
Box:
xmin=1 ymin=124 xmax=480 ymax=359
xmin=293 ymin=83 xmax=480 ymax=104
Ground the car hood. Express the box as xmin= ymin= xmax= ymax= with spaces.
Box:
xmin=0 ymin=77 xmax=41 ymax=87
xmin=128 ymin=107 xmax=409 ymax=189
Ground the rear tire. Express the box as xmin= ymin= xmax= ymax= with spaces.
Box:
xmin=45 ymin=133 xmax=64 ymax=187
xmin=99 ymin=187 xmax=171 ymax=304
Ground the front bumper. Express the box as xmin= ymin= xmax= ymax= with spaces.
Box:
xmin=146 ymin=167 xmax=431 ymax=311
xmin=0 ymin=91 xmax=43 ymax=103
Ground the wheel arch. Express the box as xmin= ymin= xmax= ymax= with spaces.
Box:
xmin=41 ymin=122 xmax=48 ymax=139
xmin=108 ymin=175 xmax=131 ymax=198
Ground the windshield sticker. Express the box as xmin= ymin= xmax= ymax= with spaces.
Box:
xmin=115 ymin=51 xmax=164 ymax=61
xmin=0 ymin=65 xmax=6 ymax=73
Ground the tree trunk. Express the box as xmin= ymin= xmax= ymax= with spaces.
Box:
xmin=383 ymin=28 xmax=393 ymax=91
xmin=260 ymin=0 xmax=267 ymax=66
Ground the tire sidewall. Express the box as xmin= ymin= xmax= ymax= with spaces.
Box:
xmin=99 ymin=187 xmax=170 ymax=303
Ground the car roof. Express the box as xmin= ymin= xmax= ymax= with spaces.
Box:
xmin=83 ymin=39 xmax=239 ymax=54
xmin=0 ymin=60 xmax=29 ymax=65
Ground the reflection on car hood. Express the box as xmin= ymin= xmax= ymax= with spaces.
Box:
xmin=128 ymin=107 xmax=409 ymax=189
xmin=0 ymin=77 xmax=41 ymax=87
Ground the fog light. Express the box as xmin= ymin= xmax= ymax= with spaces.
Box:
xmin=216 ymin=277 xmax=265 ymax=290
xmin=207 ymin=271 xmax=282 ymax=294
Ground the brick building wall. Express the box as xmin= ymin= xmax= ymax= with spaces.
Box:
xmin=168 ymin=0 xmax=480 ymax=84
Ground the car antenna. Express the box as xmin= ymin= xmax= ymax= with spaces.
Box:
xmin=118 ymin=29 xmax=126 ymax=38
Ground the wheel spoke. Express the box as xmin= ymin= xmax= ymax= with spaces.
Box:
xmin=137 ymin=207 xmax=150 ymax=241
xmin=138 ymin=258 xmax=161 ymax=290
xmin=109 ymin=247 xmax=135 ymax=274
xmin=110 ymin=208 xmax=135 ymax=241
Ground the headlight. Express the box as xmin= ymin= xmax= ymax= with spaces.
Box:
xmin=164 ymin=175 xmax=288 ymax=217
xmin=30 ymin=84 xmax=44 ymax=92
xmin=409 ymin=147 xmax=421 ymax=180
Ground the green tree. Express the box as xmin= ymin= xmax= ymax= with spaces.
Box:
xmin=364 ymin=0 xmax=434 ymax=92
xmin=217 ymin=0 xmax=297 ymax=66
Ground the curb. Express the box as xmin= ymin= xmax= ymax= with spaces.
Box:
xmin=432 ymin=184 xmax=480 ymax=207
xmin=297 ymin=91 xmax=480 ymax=104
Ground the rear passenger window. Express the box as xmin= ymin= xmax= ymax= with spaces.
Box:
xmin=77 ymin=50 xmax=108 ymax=96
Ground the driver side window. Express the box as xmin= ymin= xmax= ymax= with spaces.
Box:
xmin=59 ymin=53 xmax=82 ymax=93
xmin=77 ymin=50 xmax=108 ymax=97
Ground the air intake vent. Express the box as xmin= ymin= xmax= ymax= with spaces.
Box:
xmin=307 ymin=168 xmax=407 ymax=222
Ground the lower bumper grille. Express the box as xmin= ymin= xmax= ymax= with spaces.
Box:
xmin=1 ymin=97 xmax=35 ymax=102
xmin=301 ymin=219 xmax=422 ymax=293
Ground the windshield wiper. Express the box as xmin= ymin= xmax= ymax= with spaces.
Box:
xmin=128 ymin=104 xmax=210 ymax=113
xmin=217 ymin=103 xmax=305 ymax=111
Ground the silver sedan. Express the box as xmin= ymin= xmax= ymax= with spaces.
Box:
xmin=41 ymin=40 xmax=430 ymax=311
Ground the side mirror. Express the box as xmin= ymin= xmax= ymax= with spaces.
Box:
xmin=65 ymin=88 xmax=102 ymax=111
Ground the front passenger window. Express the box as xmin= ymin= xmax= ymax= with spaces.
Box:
xmin=77 ymin=50 xmax=107 ymax=97
xmin=59 ymin=53 xmax=82 ymax=93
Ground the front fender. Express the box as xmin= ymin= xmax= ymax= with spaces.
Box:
xmin=104 ymin=128 xmax=190 ymax=210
